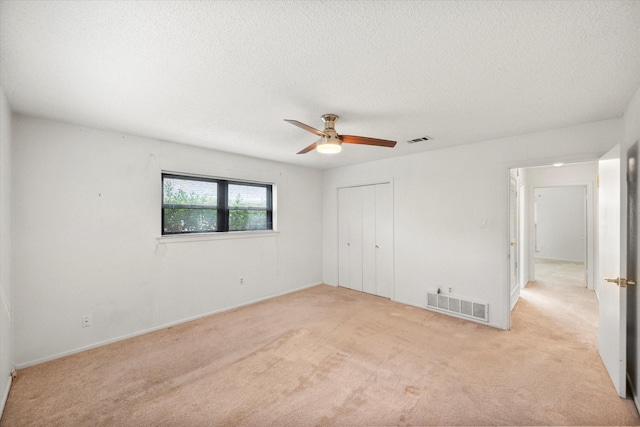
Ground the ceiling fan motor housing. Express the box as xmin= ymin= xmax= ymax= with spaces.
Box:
xmin=317 ymin=114 xmax=342 ymax=153
xmin=321 ymin=114 xmax=339 ymax=133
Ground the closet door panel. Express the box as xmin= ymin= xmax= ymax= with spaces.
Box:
xmin=349 ymin=187 xmax=364 ymax=291
xmin=375 ymin=183 xmax=393 ymax=298
xmin=362 ymin=185 xmax=377 ymax=295
xmin=338 ymin=186 xmax=363 ymax=291
xmin=337 ymin=188 xmax=352 ymax=289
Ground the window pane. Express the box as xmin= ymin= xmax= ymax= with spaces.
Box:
xmin=228 ymin=184 xmax=267 ymax=208
xmin=163 ymin=177 xmax=217 ymax=207
xmin=163 ymin=208 xmax=218 ymax=233
xmin=161 ymin=174 xmax=271 ymax=235
xmin=229 ymin=210 xmax=267 ymax=231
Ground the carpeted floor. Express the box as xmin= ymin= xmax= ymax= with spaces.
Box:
xmin=535 ymin=258 xmax=587 ymax=288
xmin=1 ymin=281 xmax=638 ymax=426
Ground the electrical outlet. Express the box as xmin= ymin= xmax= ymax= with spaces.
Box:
xmin=239 ymin=278 xmax=244 ymax=285
xmin=81 ymin=315 xmax=91 ymax=328
xmin=448 ymin=287 xmax=453 ymax=293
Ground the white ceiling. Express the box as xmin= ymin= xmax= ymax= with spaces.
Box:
xmin=1 ymin=1 xmax=639 ymax=170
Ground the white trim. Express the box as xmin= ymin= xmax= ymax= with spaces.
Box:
xmin=502 ymin=153 xmax=604 ymax=170
xmin=162 ymin=170 xmax=276 ymax=187
xmin=336 ymin=177 xmax=394 ymax=190
xmin=0 ymin=374 xmax=11 ymax=419
xmin=15 ymin=282 xmax=322 ymax=369
xmin=157 ymin=230 xmax=279 ymax=244
xmin=506 ymin=167 xmax=513 ymax=330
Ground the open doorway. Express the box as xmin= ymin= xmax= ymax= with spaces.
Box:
xmin=534 ymin=186 xmax=587 ymax=288
xmin=509 ymin=161 xmax=597 ymax=311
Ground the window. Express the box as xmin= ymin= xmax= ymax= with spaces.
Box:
xmin=162 ymin=174 xmax=273 ymax=235
xmin=228 ymin=183 xmax=271 ymax=231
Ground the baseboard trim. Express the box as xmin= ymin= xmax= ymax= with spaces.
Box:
xmin=535 ymin=257 xmax=585 ymax=264
xmin=0 ymin=374 xmax=12 ymax=419
xmin=16 ymin=282 xmax=324 ymax=369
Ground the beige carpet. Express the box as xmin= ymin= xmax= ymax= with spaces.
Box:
xmin=535 ymin=258 xmax=587 ymax=288
xmin=2 ymin=283 xmax=638 ymax=426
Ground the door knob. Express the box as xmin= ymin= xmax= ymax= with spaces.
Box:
xmin=605 ymin=277 xmax=637 ymax=287
xmin=510 ymin=242 xmax=516 ymax=247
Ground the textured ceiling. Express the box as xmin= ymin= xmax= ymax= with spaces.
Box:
xmin=1 ymin=1 xmax=639 ymax=169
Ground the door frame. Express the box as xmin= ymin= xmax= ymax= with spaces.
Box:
xmin=531 ymin=184 xmax=590 ymax=287
xmin=507 ymin=152 xmax=633 ymax=398
xmin=625 ymin=141 xmax=639 ymax=412
xmin=505 ymin=157 xmax=599 ymax=330
xmin=509 ymin=170 xmax=521 ymax=310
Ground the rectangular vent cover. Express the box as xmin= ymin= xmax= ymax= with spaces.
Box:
xmin=426 ymin=292 xmax=489 ymax=322
xmin=407 ymin=136 xmax=432 ymax=144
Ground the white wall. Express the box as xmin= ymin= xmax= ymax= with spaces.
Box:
xmin=534 ymin=186 xmax=586 ymax=262
xmin=12 ymin=116 xmax=324 ymax=367
xmin=323 ymin=119 xmax=621 ymax=330
xmin=523 ymin=162 xmax=597 ymax=287
xmin=0 ymin=88 xmax=13 ymax=413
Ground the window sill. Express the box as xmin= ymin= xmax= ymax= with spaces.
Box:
xmin=157 ymin=230 xmax=279 ymax=244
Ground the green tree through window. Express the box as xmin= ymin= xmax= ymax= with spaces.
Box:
xmin=162 ymin=174 xmax=272 ymax=234
xmin=228 ymin=183 xmax=269 ymax=231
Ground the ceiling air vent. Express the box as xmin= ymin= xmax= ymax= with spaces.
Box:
xmin=407 ymin=136 xmax=431 ymax=144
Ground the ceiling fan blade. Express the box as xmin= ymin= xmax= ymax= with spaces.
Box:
xmin=340 ymin=135 xmax=397 ymax=148
xmin=297 ymin=141 xmax=317 ymax=154
xmin=284 ymin=119 xmax=327 ymax=137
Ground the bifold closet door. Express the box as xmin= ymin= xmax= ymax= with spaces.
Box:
xmin=338 ymin=183 xmax=393 ymax=297
xmin=375 ymin=182 xmax=393 ymax=298
xmin=338 ymin=186 xmax=363 ymax=291
xmin=362 ymin=186 xmax=377 ymax=295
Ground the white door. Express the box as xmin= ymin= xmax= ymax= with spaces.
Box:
xmin=338 ymin=187 xmax=363 ymax=291
xmin=598 ymin=144 xmax=626 ymax=397
xmin=338 ymin=183 xmax=393 ymax=298
xmin=362 ymin=186 xmax=377 ymax=295
xmin=375 ymin=183 xmax=393 ymax=298
xmin=509 ymin=175 xmax=519 ymax=310
xmin=337 ymin=187 xmax=351 ymax=289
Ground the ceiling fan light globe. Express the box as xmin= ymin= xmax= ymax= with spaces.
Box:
xmin=316 ymin=136 xmax=342 ymax=154
xmin=317 ymin=143 xmax=342 ymax=154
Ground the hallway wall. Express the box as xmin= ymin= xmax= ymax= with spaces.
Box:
xmin=534 ymin=186 xmax=586 ymax=262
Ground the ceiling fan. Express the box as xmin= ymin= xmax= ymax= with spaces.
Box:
xmin=285 ymin=114 xmax=397 ymax=154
